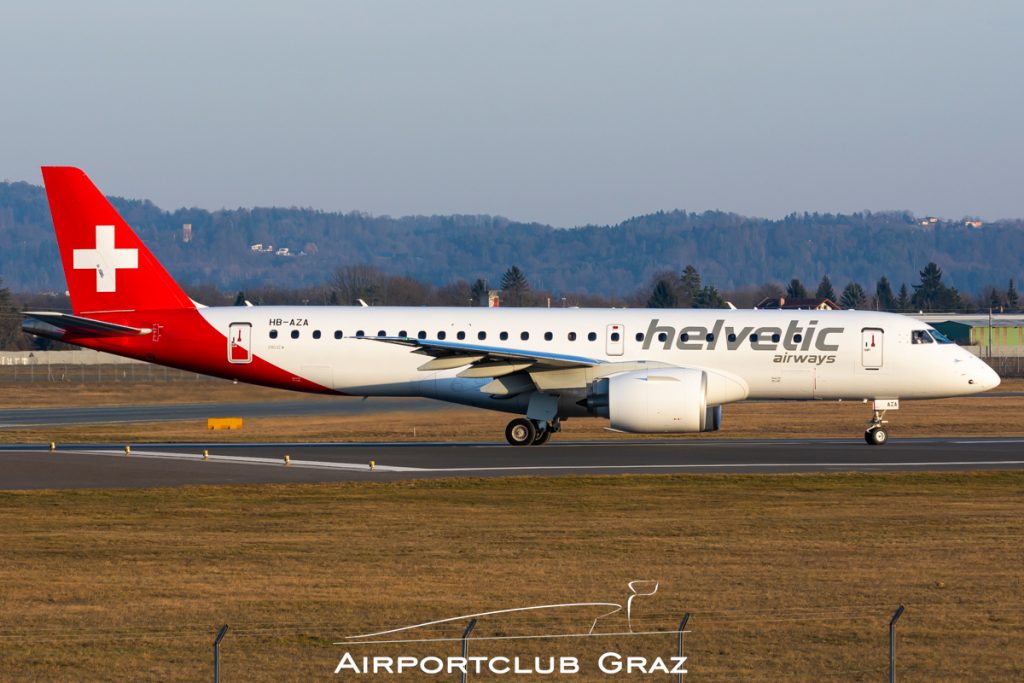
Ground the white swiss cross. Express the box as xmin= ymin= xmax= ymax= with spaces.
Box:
xmin=73 ymin=225 xmax=139 ymax=293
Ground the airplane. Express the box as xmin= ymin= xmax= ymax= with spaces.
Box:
xmin=22 ymin=167 xmax=1001 ymax=446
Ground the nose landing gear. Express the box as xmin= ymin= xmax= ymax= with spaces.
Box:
xmin=865 ymin=408 xmax=889 ymax=446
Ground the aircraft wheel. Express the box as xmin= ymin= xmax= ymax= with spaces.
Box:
xmin=532 ymin=426 xmax=552 ymax=445
xmin=865 ymin=427 xmax=888 ymax=446
xmin=505 ymin=418 xmax=537 ymax=446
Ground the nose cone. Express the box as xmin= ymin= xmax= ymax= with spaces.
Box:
xmin=970 ymin=358 xmax=1001 ymax=392
xmin=981 ymin=363 xmax=1001 ymax=391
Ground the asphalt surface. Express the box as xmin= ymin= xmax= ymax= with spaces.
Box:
xmin=2 ymin=438 xmax=1022 ymax=489
xmin=0 ymin=397 xmax=454 ymax=427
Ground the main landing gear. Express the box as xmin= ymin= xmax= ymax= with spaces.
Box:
xmin=865 ymin=409 xmax=889 ymax=446
xmin=505 ymin=418 xmax=560 ymax=446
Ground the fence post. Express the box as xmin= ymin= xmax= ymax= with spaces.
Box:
xmin=889 ymin=605 xmax=904 ymax=683
xmin=460 ymin=618 xmax=477 ymax=683
xmin=677 ymin=613 xmax=690 ymax=683
xmin=213 ymin=624 xmax=229 ymax=683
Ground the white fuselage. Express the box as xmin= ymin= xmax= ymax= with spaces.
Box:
xmin=198 ymin=306 xmax=1000 ymax=417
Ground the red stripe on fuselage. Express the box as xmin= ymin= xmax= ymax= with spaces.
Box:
xmin=61 ymin=308 xmax=338 ymax=394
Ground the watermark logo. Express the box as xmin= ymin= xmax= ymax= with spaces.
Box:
xmin=334 ymin=581 xmax=688 ymax=677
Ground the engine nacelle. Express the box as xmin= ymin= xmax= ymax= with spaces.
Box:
xmin=588 ymin=368 xmax=722 ymax=433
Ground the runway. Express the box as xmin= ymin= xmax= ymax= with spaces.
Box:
xmin=0 ymin=397 xmax=454 ymax=428
xmin=1 ymin=438 xmax=1022 ymax=489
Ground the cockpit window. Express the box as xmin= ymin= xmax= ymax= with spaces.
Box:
xmin=911 ymin=330 xmax=934 ymax=345
xmin=929 ymin=328 xmax=954 ymax=344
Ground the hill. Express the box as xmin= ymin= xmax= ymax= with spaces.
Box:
xmin=1 ymin=180 xmax=1022 ymax=297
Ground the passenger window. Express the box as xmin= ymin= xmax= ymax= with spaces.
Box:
xmin=588 ymin=332 xmax=597 ymax=341
xmin=610 ymin=332 xmax=620 ymax=342
xmin=418 ymin=331 xmax=427 ymax=340
xmin=772 ymin=333 xmax=781 ymax=343
xmin=679 ymin=332 xmax=689 ymax=342
xmin=438 ymin=331 xmax=447 ymax=340
xmin=457 ymin=331 xmax=466 ymax=340
xmin=569 ymin=332 xmax=578 ymax=341
xmin=521 ymin=331 xmax=530 ymax=341
xmin=635 ymin=333 xmax=644 ymax=342
xmin=478 ymin=331 xmax=487 ymax=340
xmin=793 ymin=333 xmax=802 ymax=343
xmin=706 ymin=333 xmax=715 ymax=342
xmin=291 ymin=330 xmax=299 ymax=339
xmin=312 ymin=330 xmax=322 ymax=339
xmin=658 ymin=332 xmax=668 ymax=342
xmin=334 ymin=330 xmax=343 ymax=339
xmin=912 ymin=330 xmax=934 ymax=344
xmin=377 ymin=330 xmax=386 ymax=337
xmin=356 ymin=330 xmax=365 ymax=337
xmin=269 ymin=329 xmax=278 ymax=339
xmin=398 ymin=330 xmax=407 ymax=338
xmin=749 ymin=333 xmax=758 ymax=343
xmin=727 ymin=333 xmax=737 ymax=343
xmin=500 ymin=331 xmax=509 ymax=341
xmin=544 ymin=332 xmax=553 ymax=341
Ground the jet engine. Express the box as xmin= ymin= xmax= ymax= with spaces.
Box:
xmin=586 ymin=367 xmax=722 ymax=433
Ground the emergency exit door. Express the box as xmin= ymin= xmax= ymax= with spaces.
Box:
xmin=228 ymin=323 xmax=252 ymax=364
xmin=861 ymin=328 xmax=883 ymax=369
xmin=606 ymin=324 xmax=624 ymax=356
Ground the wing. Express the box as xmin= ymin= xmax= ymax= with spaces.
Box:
xmin=362 ymin=336 xmax=602 ymax=378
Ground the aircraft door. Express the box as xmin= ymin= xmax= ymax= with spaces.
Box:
xmin=228 ymin=322 xmax=252 ymax=364
xmin=606 ymin=324 xmax=624 ymax=356
xmin=861 ymin=328 xmax=883 ymax=369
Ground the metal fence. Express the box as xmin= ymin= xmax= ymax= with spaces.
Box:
xmin=0 ymin=362 xmax=206 ymax=383
xmin=982 ymin=355 xmax=1024 ymax=378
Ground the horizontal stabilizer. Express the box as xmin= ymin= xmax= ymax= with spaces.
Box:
xmin=22 ymin=311 xmax=151 ymax=339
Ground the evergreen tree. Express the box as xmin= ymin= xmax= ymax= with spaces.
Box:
xmin=0 ymin=278 xmax=20 ymax=350
xmin=679 ymin=265 xmax=701 ymax=305
xmin=987 ymin=286 xmax=1004 ymax=310
xmin=1007 ymin=278 xmax=1019 ymax=309
xmin=647 ymin=279 xmax=678 ymax=308
xmin=815 ymin=275 xmax=836 ymax=301
xmin=895 ymin=283 xmax=911 ymax=311
xmin=500 ymin=266 xmax=530 ymax=306
xmin=911 ymin=262 xmax=957 ymax=311
xmin=470 ymin=278 xmax=489 ymax=306
xmin=875 ymin=276 xmax=895 ymax=311
xmin=233 ymin=291 xmax=247 ymax=306
xmin=785 ymin=278 xmax=807 ymax=299
xmin=693 ymin=284 xmax=726 ymax=309
xmin=839 ymin=282 xmax=867 ymax=309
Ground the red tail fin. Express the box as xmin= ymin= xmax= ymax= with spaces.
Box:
xmin=42 ymin=167 xmax=194 ymax=314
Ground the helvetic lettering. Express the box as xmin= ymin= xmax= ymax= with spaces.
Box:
xmin=642 ymin=318 xmax=845 ymax=359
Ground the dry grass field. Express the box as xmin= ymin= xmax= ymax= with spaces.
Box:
xmin=2 ymin=377 xmax=1022 ymax=680
xmin=0 ymin=473 xmax=1022 ymax=681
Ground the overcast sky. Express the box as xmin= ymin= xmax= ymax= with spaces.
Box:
xmin=1 ymin=1 xmax=1021 ymax=226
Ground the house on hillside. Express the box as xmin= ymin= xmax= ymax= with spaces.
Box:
xmin=755 ymin=297 xmax=839 ymax=310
